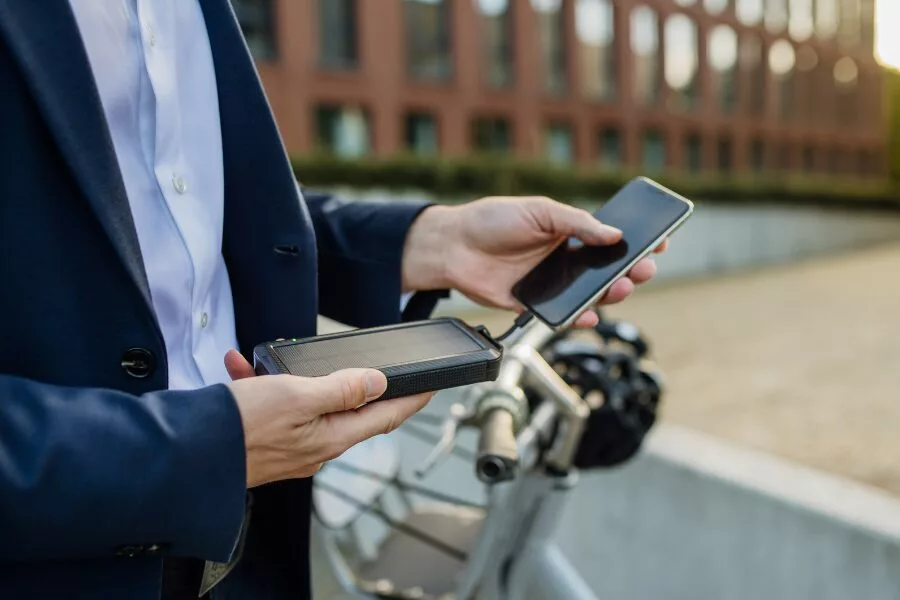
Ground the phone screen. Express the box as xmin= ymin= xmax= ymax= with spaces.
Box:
xmin=512 ymin=178 xmax=692 ymax=328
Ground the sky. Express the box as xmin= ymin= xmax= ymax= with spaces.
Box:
xmin=877 ymin=0 xmax=900 ymax=68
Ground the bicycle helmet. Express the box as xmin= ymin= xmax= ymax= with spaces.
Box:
xmin=525 ymin=323 xmax=664 ymax=470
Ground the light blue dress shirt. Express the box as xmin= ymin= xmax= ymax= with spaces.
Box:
xmin=68 ymin=0 xmax=412 ymax=392
xmin=69 ymin=0 xmax=240 ymax=391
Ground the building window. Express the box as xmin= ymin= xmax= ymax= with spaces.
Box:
xmin=477 ymin=0 xmax=515 ymax=88
xmin=597 ymin=127 xmax=622 ymax=169
xmin=318 ymin=0 xmax=357 ymax=70
xmin=859 ymin=150 xmax=874 ymax=178
xmin=737 ymin=0 xmax=764 ymax=26
xmin=769 ymin=40 xmax=796 ymax=121
xmin=717 ymin=136 xmax=733 ymax=172
xmin=631 ymin=6 xmax=660 ymax=107
xmin=577 ymin=0 xmax=617 ymax=101
xmin=405 ymin=112 xmax=439 ymax=156
xmin=828 ymin=147 xmax=842 ymax=174
xmin=533 ymin=0 xmax=567 ymax=95
xmin=642 ymin=130 xmax=666 ymax=172
xmin=765 ymin=0 xmax=788 ymax=33
xmin=788 ymin=0 xmax=814 ymax=41
xmin=741 ymin=34 xmax=766 ymax=116
xmin=665 ymin=15 xmax=699 ymax=112
xmin=472 ymin=116 xmax=512 ymax=153
xmin=315 ymin=105 xmax=371 ymax=157
xmin=802 ymin=145 xmax=815 ymax=172
xmin=860 ymin=0 xmax=875 ymax=50
xmin=709 ymin=26 xmax=738 ymax=114
xmin=815 ymin=0 xmax=839 ymax=39
xmin=684 ymin=134 xmax=702 ymax=172
xmin=837 ymin=0 xmax=861 ymax=47
xmin=231 ymin=0 xmax=277 ymax=60
xmin=794 ymin=46 xmax=819 ymax=124
xmin=405 ymin=0 xmax=453 ymax=81
xmin=750 ymin=139 xmax=766 ymax=171
xmin=777 ymin=142 xmax=792 ymax=171
xmin=858 ymin=150 xmax=875 ymax=178
xmin=545 ymin=122 xmax=574 ymax=164
xmin=704 ymin=0 xmax=728 ymax=14
xmin=834 ymin=56 xmax=859 ymax=127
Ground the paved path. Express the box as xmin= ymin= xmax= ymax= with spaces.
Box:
xmin=434 ymin=242 xmax=900 ymax=497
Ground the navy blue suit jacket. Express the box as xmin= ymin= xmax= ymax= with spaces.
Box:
xmin=0 ymin=1 xmax=442 ymax=598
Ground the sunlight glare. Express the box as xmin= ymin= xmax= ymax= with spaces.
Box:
xmin=877 ymin=0 xmax=900 ymax=68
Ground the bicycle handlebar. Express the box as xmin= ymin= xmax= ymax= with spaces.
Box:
xmin=471 ymin=318 xmax=590 ymax=482
xmin=476 ymin=408 xmax=519 ymax=483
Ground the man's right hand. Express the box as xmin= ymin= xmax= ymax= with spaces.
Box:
xmin=223 ymin=350 xmax=432 ymax=488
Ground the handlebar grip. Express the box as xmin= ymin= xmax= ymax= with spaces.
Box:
xmin=476 ymin=408 xmax=519 ymax=484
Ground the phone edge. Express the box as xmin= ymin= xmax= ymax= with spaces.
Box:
xmin=533 ymin=193 xmax=695 ymax=331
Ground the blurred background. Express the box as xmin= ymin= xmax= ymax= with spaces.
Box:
xmin=231 ymin=0 xmax=895 ymax=178
xmin=230 ymin=1 xmax=900 ymax=597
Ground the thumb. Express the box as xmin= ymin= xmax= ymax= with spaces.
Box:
xmin=302 ymin=368 xmax=388 ymax=415
xmin=538 ymin=201 xmax=621 ymax=245
xmin=225 ymin=349 xmax=256 ymax=380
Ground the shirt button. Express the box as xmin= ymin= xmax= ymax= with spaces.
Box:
xmin=200 ymin=312 xmax=209 ymax=329
xmin=172 ymin=174 xmax=187 ymax=194
xmin=146 ymin=24 xmax=156 ymax=47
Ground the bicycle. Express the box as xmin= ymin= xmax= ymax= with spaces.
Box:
xmin=311 ymin=310 xmax=664 ymax=600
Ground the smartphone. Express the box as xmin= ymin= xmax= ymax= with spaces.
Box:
xmin=511 ymin=177 xmax=694 ymax=330
xmin=253 ymin=318 xmax=503 ymax=400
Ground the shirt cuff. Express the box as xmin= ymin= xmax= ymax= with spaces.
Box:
xmin=400 ymin=291 xmax=415 ymax=313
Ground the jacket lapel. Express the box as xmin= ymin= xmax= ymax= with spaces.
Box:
xmin=0 ymin=0 xmax=154 ymax=312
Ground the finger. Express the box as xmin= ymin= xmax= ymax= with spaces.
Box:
xmin=573 ymin=310 xmax=600 ymax=328
xmin=300 ymin=368 xmax=388 ymax=415
xmin=597 ymin=277 xmax=635 ymax=306
xmin=330 ymin=392 xmax=434 ymax=446
xmin=225 ymin=349 xmax=256 ymax=380
xmin=627 ymin=258 xmax=657 ymax=285
xmin=532 ymin=199 xmax=622 ymax=245
xmin=654 ymin=239 xmax=670 ymax=254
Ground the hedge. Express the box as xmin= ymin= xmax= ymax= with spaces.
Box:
xmin=886 ymin=66 xmax=900 ymax=185
xmin=291 ymin=153 xmax=900 ymax=210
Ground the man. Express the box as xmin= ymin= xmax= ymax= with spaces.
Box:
xmin=0 ymin=1 xmax=664 ymax=598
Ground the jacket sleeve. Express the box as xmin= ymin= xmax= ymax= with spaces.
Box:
xmin=0 ymin=374 xmax=247 ymax=564
xmin=301 ymin=188 xmax=449 ymax=328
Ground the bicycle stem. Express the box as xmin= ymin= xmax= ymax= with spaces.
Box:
xmin=417 ymin=318 xmax=593 ymax=484
xmin=507 ymin=321 xmax=591 ymax=473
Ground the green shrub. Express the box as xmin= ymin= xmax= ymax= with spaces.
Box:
xmin=886 ymin=67 xmax=900 ymax=185
xmin=292 ymin=153 xmax=900 ymax=210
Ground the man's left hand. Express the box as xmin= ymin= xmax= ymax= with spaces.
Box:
xmin=401 ymin=196 xmax=668 ymax=328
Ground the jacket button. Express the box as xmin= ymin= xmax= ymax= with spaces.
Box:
xmin=121 ymin=348 xmax=156 ymax=379
xmin=145 ymin=543 xmax=170 ymax=556
xmin=115 ymin=544 xmax=144 ymax=558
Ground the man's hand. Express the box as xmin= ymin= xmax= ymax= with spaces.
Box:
xmin=223 ymin=350 xmax=432 ymax=488
xmin=401 ymin=196 xmax=668 ymax=328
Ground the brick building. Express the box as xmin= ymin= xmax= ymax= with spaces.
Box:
xmin=233 ymin=0 xmax=886 ymax=178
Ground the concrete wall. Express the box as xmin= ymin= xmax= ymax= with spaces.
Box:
xmin=647 ymin=203 xmax=900 ymax=281
xmin=551 ymin=425 xmax=900 ymax=600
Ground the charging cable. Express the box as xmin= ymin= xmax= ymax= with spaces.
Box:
xmin=492 ymin=312 xmax=535 ymax=342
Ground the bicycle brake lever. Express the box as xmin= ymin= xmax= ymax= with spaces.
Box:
xmin=414 ymin=402 xmax=474 ymax=478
